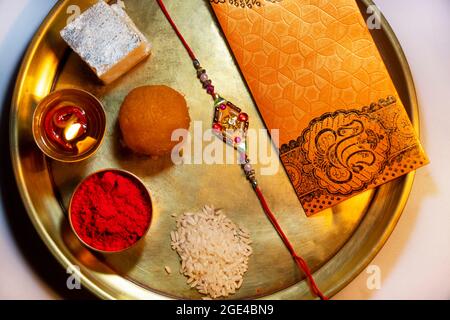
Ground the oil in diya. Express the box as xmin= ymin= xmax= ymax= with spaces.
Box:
xmin=43 ymin=104 xmax=91 ymax=153
xmin=32 ymin=89 xmax=106 ymax=162
xmin=69 ymin=169 xmax=152 ymax=253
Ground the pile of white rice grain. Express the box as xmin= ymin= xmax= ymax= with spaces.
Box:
xmin=170 ymin=205 xmax=252 ymax=299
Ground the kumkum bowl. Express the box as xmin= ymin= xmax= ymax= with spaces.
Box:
xmin=68 ymin=169 xmax=153 ymax=254
xmin=32 ymin=88 xmax=106 ymax=162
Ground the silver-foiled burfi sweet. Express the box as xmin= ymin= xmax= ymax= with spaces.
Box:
xmin=60 ymin=1 xmax=151 ymax=84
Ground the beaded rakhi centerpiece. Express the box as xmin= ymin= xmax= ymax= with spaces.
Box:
xmin=212 ymin=97 xmax=249 ymax=153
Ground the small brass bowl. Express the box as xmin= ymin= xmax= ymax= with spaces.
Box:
xmin=32 ymin=88 xmax=106 ymax=162
xmin=68 ymin=169 xmax=153 ymax=254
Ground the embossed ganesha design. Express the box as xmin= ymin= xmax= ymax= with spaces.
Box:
xmin=301 ymin=111 xmax=390 ymax=195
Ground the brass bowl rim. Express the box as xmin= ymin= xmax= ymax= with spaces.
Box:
xmin=32 ymin=88 xmax=106 ymax=163
xmin=68 ymin=168 xmax=153 ymax=254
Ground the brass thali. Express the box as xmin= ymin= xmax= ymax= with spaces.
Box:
xmin=10 ymin=0 xmax=419 ymax=299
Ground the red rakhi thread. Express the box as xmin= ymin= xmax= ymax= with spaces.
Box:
xmin=156 ymin=0 xmax=196 ymax=60
xmin=156 ymin=0 xmax=328 ymax=300
xmin=254 ymin=186 xmax=328 ymax=300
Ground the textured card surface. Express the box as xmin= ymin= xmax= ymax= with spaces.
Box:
xmin=211 ymin=0 xmax=428 ymax=215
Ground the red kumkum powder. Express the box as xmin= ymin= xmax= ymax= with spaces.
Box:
xmin=70 ymin=171 xmax=152 ymax=252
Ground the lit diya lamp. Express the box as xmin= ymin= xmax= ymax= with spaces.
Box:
xmin=33 ymin=88 xmax=106 ymax=162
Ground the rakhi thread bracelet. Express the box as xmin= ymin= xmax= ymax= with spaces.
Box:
xmin=156 ymin=0 xmax=328 ymax=300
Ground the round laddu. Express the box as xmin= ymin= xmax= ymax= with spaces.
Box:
xmin=119 ymin=85 xmax=190 ymax=156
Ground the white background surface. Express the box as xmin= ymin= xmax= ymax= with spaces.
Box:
xmin=0 ymin=0 xmax=449 ymax=300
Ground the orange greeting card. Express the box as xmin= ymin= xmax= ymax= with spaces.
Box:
xmin=211 ymin=0 xmax=428 ymax=215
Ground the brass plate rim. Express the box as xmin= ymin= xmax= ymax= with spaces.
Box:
xmin=9 ymin=0 xmax=418 ymax=300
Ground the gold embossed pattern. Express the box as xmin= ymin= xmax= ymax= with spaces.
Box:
xmin=212 ymin=0 xmax=428 ymax=214
xmin=280 ymin=98 xmax=428 ymax=215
